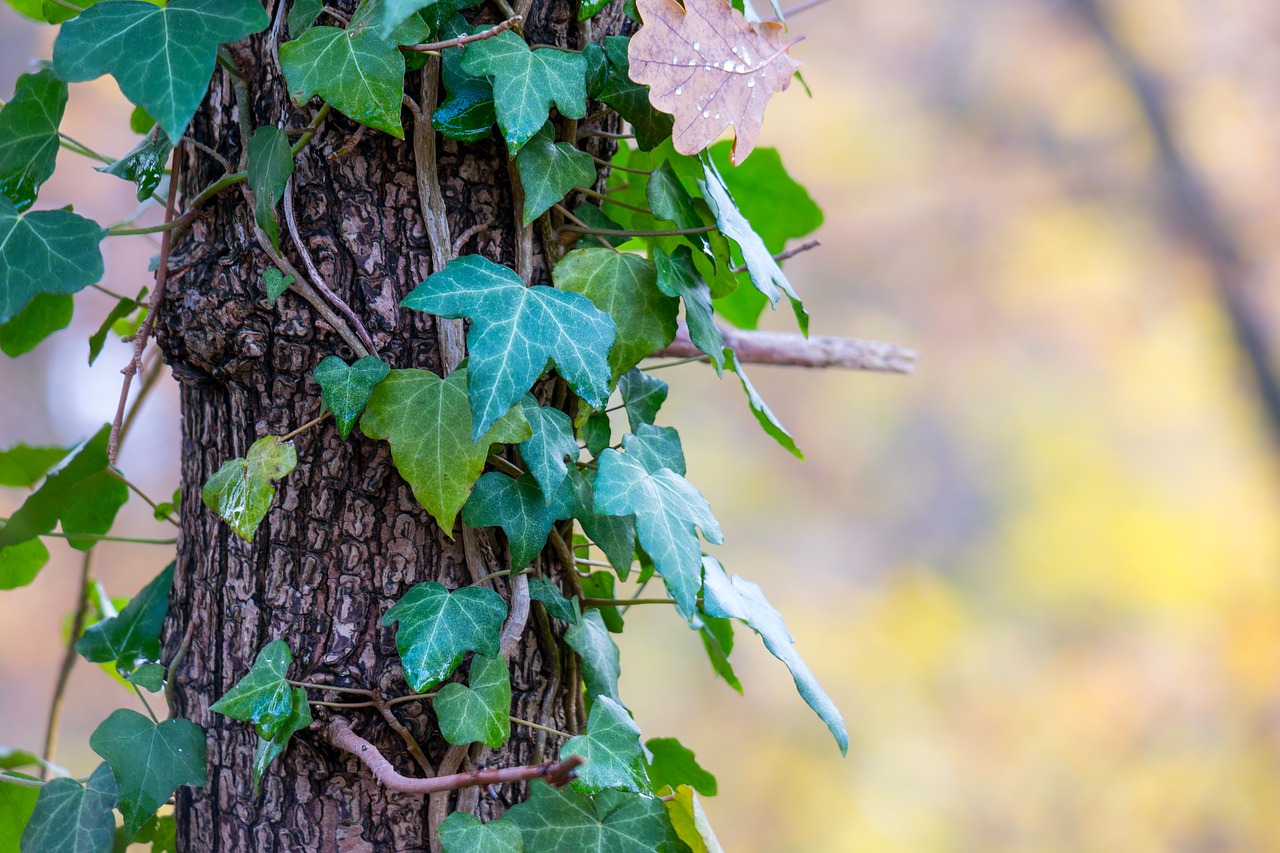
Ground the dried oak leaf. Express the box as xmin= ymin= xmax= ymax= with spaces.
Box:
xmin=628 ymin=0 xmax=801 ymax=165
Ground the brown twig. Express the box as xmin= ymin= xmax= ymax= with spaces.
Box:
xmin=41 ymin=549 xmax=94 ymax=779
xmin=403 ymin=17 xmax=521 ymax=52
xmin=165 ymin=619 xmax=196 ymax=715
xmin=653 ymin=322 xmax=918 ymax=374
xmin=729 ymin=238 xmax=821 ymax=274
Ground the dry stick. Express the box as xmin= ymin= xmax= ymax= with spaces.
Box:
xmin=590 ymin=154 xmax=652 ymax=175
xmin=403 ymin=16 xmax=521 ymax=52
xmin=654 ymin=322 xmax=919 ymax=374
xmin=553 ymin=204 xmax=621 ymax=254
xmin=560 ymin=223 xmax=716 ymax=238
xmin=40 ymin=549 xmax=94 ymax=780
xmin=770 ymin=0 xmax=834 ymax=21
xmin=377 ymin=703 xmax=434 ymax=776
xmin=428 ymin=743 xmax=471 ymax=853
xmin=729 ymin=238 xmax=821 ymax=274
xmin=118 ymin=352 xmax=165 ymax=446
xmin=278 ymin=411 xmax=330 ymax=443
xmin=451 ymin=223 xmax=486 ymax=257
xmin=508 ymin=159 xmax=534 ymax=283
xmin=574 ymin=186 xmax=652 ymax=216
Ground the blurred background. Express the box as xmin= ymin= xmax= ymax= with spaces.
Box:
xmin=5 ymin=0 xmax=1280 ymax=849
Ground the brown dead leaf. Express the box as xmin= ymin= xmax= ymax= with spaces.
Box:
xmin=628 ymin=0 xmax=802 ymax=165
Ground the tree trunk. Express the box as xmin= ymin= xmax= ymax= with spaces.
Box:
xmin=155 ymin=2 xmax=620 ymax=848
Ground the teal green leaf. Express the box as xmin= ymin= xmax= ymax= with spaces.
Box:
xmin=126 ymin=662 xmax=165 ymax=692
xmin=700 ymin=557 xmax=848 ymax=754
xmin=209 ymin=640 xmax=295 ymax=739
xmin=580 ymin=570 xmax=623 ymax=632
xmin=528 ymin=575 xmax=578 ymax=623
xmin=564 ymin=608 xmax=621 ymax=706
xmin=621 ymin=424 xmax=685 ymax=476
xmin=618 ymin=369 xmax=668 ymax=433
xmin=287 ymin=0 xmax=323 ymax=37
xmin=19 ymin=761 xmax=117 ymax=853
xmin=0 ymin=196 xmax=105 ymax=325
xmin=359 ymin=368 xmax=531 ymax=532
xmin=435 ymin=19 xmax=496 ymax=143
xmin=262 ymin=268 xmax=294 ymax=305
xmin=75 ymin=562 xmax=173 ymax=680
xmin=0 ymin=539 xmax=49 ymax=590
xmin=460 ymin=32 xmax=586 ymax=154
xmin=462 ymin=472 xmax=573 ymax=569
xmin=89 ymin=709 xmax=206 ymax=840
xmin=380 ymin=0 xmax=483 ymax=36
xmin=0 ymin=776 xmax=38 ymax=853
xmin=382 ymin=581 xmax=507 ymax=691
xmin=251 ymin=687 xmax=311 ymax=791
xmin=0 ymin=292 xmax=72 ymax=358
xmin=402 ymin=255 xmax=615 ymax=439
xmin=725 ymin=348 xmax=802 ymax=459
xmin=665 ymin=785 xmax=723 ymax=853
xmin=0 ymin=70 xmax=67 ymax=210
xmin=552 ymin=249 xmax=677 ymax=382
xmin=434 ymin=653 xmax=511 ymax=748
xmin=0 ymin=442 xmax=67 ymax=487
xmin=246 ymin=126 xmax=295 ymax=250
xmin=518 ymin=399 xmax=578 ymax=505
xmin=570 ymin=202 xmax=628 ymax=247
xmin=562 ymin=696 xmax=649 ymax=794
xmin=89 ymin=290 xmax=144 ymax=364
xmin=201 ymin=436 xmax=297 ymax=542
xmin=653 ymin=246 xmax=724 ymax=373
xmin=568 ymin=467 xmax=635 ymax=578
xmin=594 ymin=449 xmax=720 ymax=619
xmin=644 ymin=738 xmax=716 ymax=796
xmin=313 ymin=355 xmax=391 ymax=440
xmin=0 ymin=424 xmax=127 ymax=551
xmin=580 ymin=411 xmax=611 ymax=458
xmin=505 ymin=783 xmax=685 ymax=853
xmin=696 ymin=608 xmax=740 ymax=692
xmin=646 ymin=161 xmax=701 ymax=235
xmin=592 ymin=37 xmax=672 ymax=151
xmin=516 ymin=123 xmax=596 ymax=226
xmin=97 ymin=128 xmax=171 ymax=202
xmin=52 ymin=0 xmax=270 ymax=145
xmin=439 ymin=813 xmax=523 ymax=853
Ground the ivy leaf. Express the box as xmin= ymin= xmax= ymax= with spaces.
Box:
xmin=313 ymin=355 xmax=390 ymax=440
xmin=0 ymin=69 xmax=67 ymax=210
xmin=564 ymin=608 xmax=621 ymax=706
xmin=88 ymin=290 xmax=145 ymax=365
xmin=700 ymin=557 xmax=848 ymax=754
xmin=618 ymin=369 xmax=668 ymax=433
xmin=562 ymin=696 xmax=649 ymax=794
xmin=644 ymin=738 xmax=716 ymax=796
xmin=402 ymin=255 xmax=615 ymax=439
xmin=0 ymin=442 xmax=68 ymax=488
xmin=201 ymin=436 xmax=298 ymax=542
xmin=262 ymin=268 xmax=294 ymax=306
xmin=0 ymin=776 xmax=38 ymax=853
xmin=696 ymin=608 xmax=740 ymax=692
xmin=359 ymin=368 xmax=531 ymax=532
xmin=528 ymin=575 xmax=578 ymax=623
xmin=515 ymin=123 xmax=596 ymax=226
xmin=382 ymin=581 xmax=507 ymax=691
xmin=434 ymin=18 xmax=497 ymax=143
xmin=518 ymin=399 xmax=579 ymax=505
xmin=126 ymin=662 xmax=166 ymax=693
xmin=245 ymin=126 xmax=295 ymax=251
xmin=97 ymin=128 xmax=171 ymax=203
xmin=628 ymin=0 xmax=801 ymax=164
xmin=0 ymin=424 xmax=127 ymax=551
xmin=570 ymin=202 xmax=628 ymax=247
xmin=438 ymin=813 xmax=523 ymax=853
xmin=621 ymin=423 xmax=685 ymax=476
xmin=75 ymin=562 xmax=173 ymax=682
xmin=553 ymin=249 xmax=677 ymax=382
xmin=0 ymin=539 xmax=49 ymax=590
xmin=19 ymin=761 xmax=117 ymax=853
xmin=594 ymin=449 xmax=720 ymax=619
xmin=580 ymin=570 xmax=624 ymax=632
xmin=0 ymin=292 xmax=73 ymax=358
xmin=653 ymin=247 xmax=724 ymax=373
xmin=0 ymin=196 xmax=106 ymax=325
xmin=568 ymin=467 xmax=636 ymax=578
xmin=462 ymin=472 xmax=573 ymax=569
xmin=279 ymin=3 xmax=429 ymax=139
xmin=460 ymin=32 xmax=586 ymax=154
xmin=380 ymin=0 xmax=483 ymax=37
xmin=52 ymin=0 xmax=269 ymax=145
xmin=90 ymin=709 xmax=207 ymax=840
xmin=287 ymin=0 xmax=323 ymax=37
xmin=209 ymin=640 xmax=295 ymax=739
xmin=131 ymin=812 xmax=178 ymax=853
xmin=434 ymin=653 xmax=512 ymax=748
xmin=580 ymin=411 xmax=611 ymax=458
xmin=251 ymin=687 xmax=311 ymax=792
xmin=505 ymin=783 xmax=684 ymax=853
xmin=724 ymin=348 xmax=801 ymax=458
xmin=587 ymin=37 xmax=673 ymax=151
xmin=665 ymin=785 xmax=724 ymax=853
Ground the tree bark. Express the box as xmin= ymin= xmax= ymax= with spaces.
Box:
xmin=155 ymin=2 xmax=620 ymax=848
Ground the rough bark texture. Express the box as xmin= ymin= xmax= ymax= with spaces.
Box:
xmin=155 ymin=1 xmax=623 ymax=849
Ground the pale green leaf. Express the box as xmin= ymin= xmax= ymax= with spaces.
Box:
xmin=251 ymin=687 xmax=311 ymax=791
xmin=0 ymin=292 xmax=72 ymax=358
xmin=434 ymin=653 xmax=511 ymax=748
xmin=246 ymin=126 xmax=295 ymax=250
xmin=519 ymin=399 xmax=579 ymax=504
xmin=0 ymin=539 xmax=49 ymax=590
xmin=75 ymin=562 xmax=173 ymax=680
xmin=516 ymin=122 xmax=597 ymax=225
xmin=0 ymin=70 xmax=66 ymax=210
xmin=585 ymin=37 xmax=672 ymax=151
xmin=126 ymin=662 xmax=165 ymax=693
xmin=88 ymin=290 xmax=144 ymax=365
xmin=0 ymin=196 xmax=105 ymax=325
xmin=695 ymin=608 xmax=740 ymax=692
xmin=209 ymin=640 xmax=295 ymax=739
xmin=287 ymin=0 xmax=323 ymax=37
xmin=0 ymin=442 xmax=67 ymax=488
xmin=618 ymin=369 xmax=668 ymax=433
xmin=562 ymin=696 xmax=649 ymax=794
xmin=201 ymin=436 xmax=297 ymax=542
xmin=262 ymin=268 xmax=294 ymax=305
xmin=504 ymin=783 xmax=685 ymax=853
xmin=438 ymin=813 xmax=523 ymax=853
xmin=725 ymin=348 xmax=801 ymax=458
xmin=528 ymin=575 xmax=578 ymax=623
xmin=644 ymin=738 xmax=716 ymax=796
xmin=462 ymin=472 xmax=573 ymax=569
xmin=665 ymin=785 xmax=724 ymax=853
xmin=128 ymin=106 xmax=155 ymax=134
xmin=0 ymin=776 xmax=38 ymax=853
xmin=621 ymin=424 xmax=685 ymax=476
xmin=313 ymin=355 xmax=390 ymax=440
xmin=568 ymin=466 xmax=636 ymax=578
xmin=653 ymin=246 xmax=724 ymax=373
xmin=580 ymin=570 xmax=624 ymax=632
xmin=564 ymin=608 xmax=621 ymax=707
xmin=19 ymin=762 xmax=117 ymax=853
xmin=382 ymin=581 xmax=507 ymax=691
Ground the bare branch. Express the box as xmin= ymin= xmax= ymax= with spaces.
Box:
xmin=652 ymin=322 xmax=918 ymax=374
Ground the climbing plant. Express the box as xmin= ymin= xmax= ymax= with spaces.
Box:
xmin=0 ymin=0 xmax=913 ymax=849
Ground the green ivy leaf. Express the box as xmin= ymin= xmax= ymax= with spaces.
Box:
xmin=516 ymin=123 xmax=596 ymax=226
xmin=653 ymin=247 xmax=724 ymax=373
xmin=0 ymin=424 xmax=127 ymax=551
xmin=528 ymin=575 xmax=578 ymax=623
xmin=505 ymin=783 xmax=684 ymax=852
xmin=359 ymin=368 xmax=531 ymax=532
xmin=201 ymin=436 xmax=298 ymax=542
xmin=695 ymin=609 xmax=740 ymax=693
xmin=126 ymin=662 xmax=166 ymax=693
xmin=0 ymin=775 xmax=38 ymax=853
xmin=434 ymin=653 xmax=511 ymax=748
xmin=313 ymin=355 xmax=391 ymax=440
xmin=380 ymin=0 xmax=482 ymax=36
xmin=644 ymin=738 xmax=716 ymax=796
xmin=209 ymin=640 xmax=295 ymax=739
xmin=594 ymin=448 xmax=720 ymax=619
xmin=97 ymin=129 xmax=171 ymax=203
xmin=580 ymin=411 xmax=611 ymax=458
xmin=0 ymin=69 xmax=67 ymax=210
xmin=562 ymin=696 xmax=649 ymax=794
xmin=52 ymin=0 xmax=269 ymax=144
xmin=700 ymin=557 xmax=848 ymax=754
xmin=0 ymin=292 xmax=72 ymax=358
xmin=402 ymin=255 xmax=615 ymax=439
xmin=245 ymin=126 xmax=295 ymax=250
xmin=75 ymin=562 xmax=173 ymax=682
xmin=564 ymin=608 xmax=621 ymax=706
xmin=568 ymin=467 xmax=636 ymax=578
xmin=587 ymin=37 xmax=673 ymax=151
xmin=578 ymin=0 xmax=610 ymax=21
xmin=129 ymin=812 xmax=178 ymax=853
xmin=618 ymin=369 xmax=668 ymax=433
xmin=570 ymin=202 xmax=628 ymax=247
xmin=128 ymin=106 xmax=155 ymax=134
xmin=724 ymin=348 xmax=802 ymax=459
xmin=90 ymin=709 xmax=207 ymax=841
xmin=0 ymin=196 xmax=105 ymax=325
xmin=0 ymin=539 xmax=49 ymax=590
xmin=518 ymin=399 xmax=578 ymax=505
xmin=262 ymin=268 xmax=295 ymax=306
xmin=88 ymin=290 xmax=144 ymax=365
xmin=460 ymin=32 xmax=586 ymax=154
xmin=621 ymin=424 xmax=685 ymax=476
xmin=19 ymin=761 xmax=117 ymax=853
xmin=0 ymin=442 xmax=68 ymax=488
xmin=439 ymin=813 xmax=523 ymax=853
xmin=665 ymin=785 xmax=724 ymax=853
xmin=279 ymin=2 xmax=428 ymax=139
xmin=580 ymin=570 xmax=623 ymax=632
xmin=382 ymin=581 xmax=507 ymax=691
xmin=462 ymin=472 xmax=573 ymax=569
xmin=251 ymin=686 xmax=311 ymax=792
xmin=434 ymin=18 xmax=496 ymax=143
xmin=287 ymin=0 xmax=323 ymax=37
xmin=553 ymin=249 xmax=677 ymax=382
